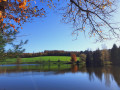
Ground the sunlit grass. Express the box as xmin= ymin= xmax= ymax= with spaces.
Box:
xmin=0 ymin=56 xmax=79 ymax=65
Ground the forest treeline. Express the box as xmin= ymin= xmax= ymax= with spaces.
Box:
xmin=20 ymin=50 xmax=81 ymax=57
xmin=7 ymin=44 xmax=120 ymax=65
xmin=85 ymin=44 xmax=120 ymax=66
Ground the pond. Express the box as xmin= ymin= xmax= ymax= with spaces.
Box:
xmin=0 ymin=64 xmax=120 ymax=90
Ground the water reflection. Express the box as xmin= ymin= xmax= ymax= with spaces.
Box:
xmin=0 ymin=64 xmax=120 ymax=90
xmin=86 ymin=66 xmax=120 ymax=88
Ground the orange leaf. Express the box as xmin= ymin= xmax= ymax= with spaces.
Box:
xmin=18 ymin=18 xmax=20 ymax=23
xmin=1 ymin=18 xmax=3 ymax=22
xmin=19 ymin=1 xmax=27 ymax=9
xmin=3 ymin=23 xmax=6 ymax=26
xmin=17 ymin=0 xmax=21 ymax=2
xmin=13 ymin=25 xmax=15 ymax=28
xmin=21 ymin=11 xmax=23 ymax=13
xmin=3 ymin=15 xmax=6 ymax=18
xmin=14 ymin=18 xmax=18 ymax=23
xmin=3 ymin=0 xmax=7 ymax=1
xmin=26 ymin=16 xmax=28 ymax=19
xmin=14 ymin=29 xmax=18 ymax=32
xmin=9 ymin=4 xmax=12 ymax=7
xmin=0 ymin=11 xmax=2 ymax=18
xmin=10 ymin=24 xmax=13 ymax=27
xmin=41 ymin=13 xmax=44 ymax=15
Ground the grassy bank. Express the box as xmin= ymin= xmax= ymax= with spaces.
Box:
xmin=0 ymin=56 xmax=80 ymax=65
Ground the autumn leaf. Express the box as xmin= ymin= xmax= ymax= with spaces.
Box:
xmin=17 ymin=18 xmax=21 ymax=23
xmin=19 ymin=0 xmax=27 ymax=9
xmin=9 ymin=4 xmax=12 ymax=7
xmin=41 ymin=13 xmax=44 ymax=15
xmin=0 ymin=11 xmax=2 ymax=18
xmin=3 ymin=23 xmax=6 ymax=26
xmin=34 ymin=7 xmax=36 ymax=12
xmin=102 ymin=6 xmax=105 ymax=9
xmin=14 ymin=29 xmax=18 ymax=32
xmin=0 ymin=18 xmax=4 ymax=22
xmin=3 ymin=0 xmax=7 ymax=1
xmin=10 ymin=24 xmax=13 ymax=27
xmin=25 ymin=16 xmax=28 ymax=19
xmin=17 ymin=0 xmax=21 ymax=2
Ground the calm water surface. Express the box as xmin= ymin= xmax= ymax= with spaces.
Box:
xmin=0 ymin=64 xmax=120 ymax=90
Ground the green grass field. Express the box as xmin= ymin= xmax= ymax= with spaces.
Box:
xmin=1 ymin=56 xmax=79 ymax=64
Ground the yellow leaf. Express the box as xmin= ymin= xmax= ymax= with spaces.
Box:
xmin=102 ymin=6 xmax=105 ymax=9
xmin=0 ymin=11 xmax=2 ymax=18
xmin=34 ymin=8 xmax=36 ymax=12
xmin=3 ymin=0 xmax=7 ymax=1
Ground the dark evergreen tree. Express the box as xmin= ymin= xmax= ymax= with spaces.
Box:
xmin=86 ymin=51 xmax=93 ymax=66
xmin=93 ymin=49 xmax=103 ymax=66
xmin=110 ymin=44 xmax=119 ymax=65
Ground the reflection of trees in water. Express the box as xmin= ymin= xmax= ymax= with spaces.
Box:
xmin=86 ymin=66 xmax=120 ymax=88
xmin=71 ymin=64 xmax=78 ymax=73
xmin=0 ymin=64 xmax=84 ymax=74
xmin=16 ymin=65 xmax=22 ymax=71
xmin=111 ymin=66 xmax=120 ymax=87
xmin=87 ymin=67 xmax=104 ymax=81
xmin=104 ymin=73 xmax=111 ymax=87
xmin=87 ymin=67 xmax=110 ymax=87
xmin=0 ymin=64 xmax=120 ymax=87
xmin=86 ymin=67 xmax=95 ymax=81
xmin=103 ymin=66 xmax=111 ymax=87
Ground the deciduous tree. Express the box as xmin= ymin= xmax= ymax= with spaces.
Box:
xmin=71 ymin=53 xmax=77 ymax=62
xmin=79 ymin=53 xmax=86 ymax=62
xmin=62 ymin=0 xmax=119 ymax=41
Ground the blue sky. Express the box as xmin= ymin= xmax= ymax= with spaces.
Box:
xmin=6 ymin=1 xmax=120 ymax=53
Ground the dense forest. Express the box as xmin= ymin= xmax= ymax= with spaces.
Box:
xmin=85 ymin=44 xmax=120 ymax=66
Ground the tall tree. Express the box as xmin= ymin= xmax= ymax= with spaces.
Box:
xmin=111 ymin=44 xmax=119 ymax=65
xmin=101 ymin=49 xmax=110 ymax=61
xmin=79 ymin=53 xmax=86 ymax=62
xmin=86 ymin=50 xmax=93 ymax=66
xmin=93 ymin=49 xmax=103 ymax=66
